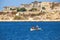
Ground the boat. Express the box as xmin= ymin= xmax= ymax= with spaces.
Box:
xmin=30 ymin=25 xmax=42 ymax=31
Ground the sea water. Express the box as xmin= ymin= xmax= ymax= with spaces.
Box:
xmin=0 ymin=22 xmax=60 ymax=40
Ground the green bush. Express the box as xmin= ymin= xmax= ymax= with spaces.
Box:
xmin=14 ymin=16 xmax=21 ymax=20
xmin=29 ymin=8 xmax=37 ymax=11
xmin=10 ymin=8 xmax=16 ymax=10
xmin=42 ymin=7 xmax=46 ymax=10
xmin=17 ymin=8 xmax=27 ymax=12
xmin=14 ymin=16 xmax=25 ymax=20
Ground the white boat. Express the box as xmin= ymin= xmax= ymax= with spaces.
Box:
xmin=30 ymin=25 xmax=42 ymax=31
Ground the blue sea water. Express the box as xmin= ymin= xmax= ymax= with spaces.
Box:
xmin=0 ymin=22 xmax=60 ymax=40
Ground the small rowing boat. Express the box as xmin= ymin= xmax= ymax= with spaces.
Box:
xmin=30 ymin=25 xmax=42 ymax=31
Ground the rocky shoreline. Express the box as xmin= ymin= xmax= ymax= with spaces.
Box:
xmin=0 ymin=20 xmax=60 ymax=22
xmin=0 ymin=1 xmax=60 ymax=21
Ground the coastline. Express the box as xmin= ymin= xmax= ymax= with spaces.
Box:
xmin=0 ymin=20 xmax=60 ymax=22
xmin=0 ymin=1 xmax=60 ymax=22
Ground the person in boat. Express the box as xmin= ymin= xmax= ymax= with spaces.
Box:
xmin=32 ymin=27 xmax=35 ymax=29
xmin=32 ymin=26 xmax=39 ymax=30
xmin=35 ymin=25 xmax=39 ymax=30
xmin=30 ymin=25 xmax=41 ymax=31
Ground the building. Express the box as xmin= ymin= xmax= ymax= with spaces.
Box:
xmin=2 ymin=1 xmax=60 ymax=14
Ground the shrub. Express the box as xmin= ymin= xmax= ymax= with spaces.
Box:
xmin=29 ymin=8 xmax=37 ymax=11
xmin=10 ymin=8 xmax=16 ymax=10
xmin=42 ymin=7 xmax=46 ymax=10
xmin=17 ymin=8 xmax=27 ymax=12
xmin=14 ymin=16 xmax=25 ymax=20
